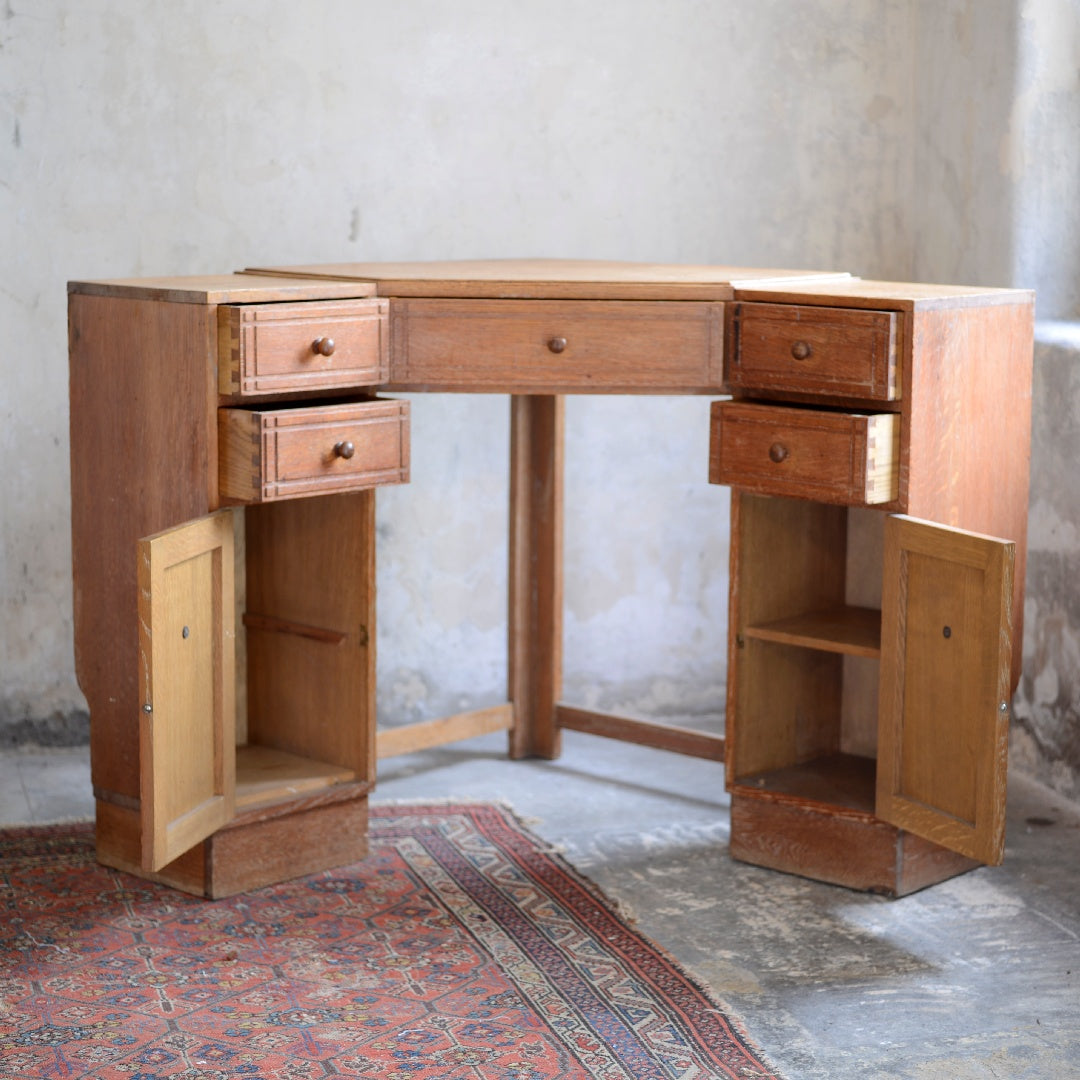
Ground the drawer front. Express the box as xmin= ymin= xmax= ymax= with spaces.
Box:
xmin=727 ymin=303 xmax=899 ymax=401
xmin=219 ymin=399 xmax=409 ymax=502
xmin=709 ymin=402 xmax=899 ymax=505
xmin=390 ymin=299 xmax=724 ymax=391
xmin=219 ymin=299 xmax=390 ymax=396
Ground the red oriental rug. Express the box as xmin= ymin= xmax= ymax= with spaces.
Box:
xmin=1 ymin=803 xmax=780 ymax=1079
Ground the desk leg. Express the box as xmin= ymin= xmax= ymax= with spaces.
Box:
xmin=508 ymin=394 xmax=564 ymax=759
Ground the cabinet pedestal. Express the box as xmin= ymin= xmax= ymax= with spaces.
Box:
xmin=94 ymin=785 xmax=371 ymax=899
xmin=730 ymin=793 xmax=979 ymax=897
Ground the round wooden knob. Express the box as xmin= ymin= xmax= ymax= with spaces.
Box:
xmin=547 ymin=336 xmax=568 ymax=354
xmin=790 ymin=340 xmax=812 ymax=361
xmin=768 ymin=442 xmax=789 ymax=463
xmin=313 ymin=337 xmax=336 ymax=356
xmin=334 ymin=440 xmax=355 ymax=459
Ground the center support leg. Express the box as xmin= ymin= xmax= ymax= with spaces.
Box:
xmin=508 ymin=394 xmax=564 ymax=760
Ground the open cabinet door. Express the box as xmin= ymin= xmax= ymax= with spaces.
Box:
xmin=137 ymin=510 xmax=236 ymax=871
xmin=877 ymin=515 xmax=1014 ymax=865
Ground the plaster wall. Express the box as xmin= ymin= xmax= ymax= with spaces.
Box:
xmin=1013 ymin=322 xmax=1080 ymax=804
xmin=1 ymin=1 xmax=1078 ymax=802
xmin=908 ymin=5 xmax=1080 ymax=804
xmin=0 ymin=0 xmax=917 ymax=737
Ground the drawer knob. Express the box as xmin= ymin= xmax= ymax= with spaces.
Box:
xmin=333 ymin=440 xmax=356 ymax=460
xmin=790 ymin=340 xmax=812 ymax=361
xmin=313 ymin=337 xmax=336 ymax=357
xmin=547 ymin=336 xmax=568 ymax=354
xmin=768 ymin=442 xmax=789 ymax=464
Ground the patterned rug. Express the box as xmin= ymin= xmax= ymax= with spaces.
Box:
xmin=0 ymin=803 xmax=779 ymax=1079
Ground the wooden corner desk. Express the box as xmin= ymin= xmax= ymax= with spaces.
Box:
xmin=68 ymin=259 xmax=1033 ymax=898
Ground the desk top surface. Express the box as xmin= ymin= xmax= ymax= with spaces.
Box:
xmin=245 ymin=258 xmax=849 ymax=300
xmin=69 ymin=259 xmax=1032 ymax=309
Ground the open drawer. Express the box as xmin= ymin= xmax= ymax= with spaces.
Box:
xmin=709 ymin=400 xmax=900 ymax=506
xmin=218 ymin=398 xmax=409 ymax=503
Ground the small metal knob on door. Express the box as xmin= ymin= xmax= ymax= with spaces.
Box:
xmin=313 ymin=337 xmax=336 ymax=356
xmin=547 ymin=336 xmax=568 ymax=354
xmin=790 ymin=340 xmax=812 ymax=360
xmin=769 ymin=442 xmax=789 ymax=463
xmin=334 ymin=440 xmax=355 ymax=459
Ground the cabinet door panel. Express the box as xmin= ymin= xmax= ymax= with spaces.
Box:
xmin=877 ymin=516 xmax=1013 ymax=864
xmin=137 ymin=511 xmax=236 ymax=871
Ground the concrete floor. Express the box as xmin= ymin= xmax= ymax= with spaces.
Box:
xmin=3 ymin=732 xmax=1079 ymax=1079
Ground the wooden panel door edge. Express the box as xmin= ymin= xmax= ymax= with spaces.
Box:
xmin=877 ymin=515 xmax=1013 ymax=864
xmin=137 ymin=510 xmax=237 ymax=871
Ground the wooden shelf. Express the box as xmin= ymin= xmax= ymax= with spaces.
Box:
xmin=733 ymin=752 xmax=877 ymax=814
xmin=744 ymin=605 xmax=881 ymax=657
xmin=235 ymin=745 xmax=355 ymax=810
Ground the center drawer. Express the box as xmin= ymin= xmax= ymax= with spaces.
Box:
xmin=389 ymin=299 xmax=725 ymax=392
xmin=218 ymin=399 xmax=409 ymax=503
xmin=709 ymin=401 xmax=899 ymax=506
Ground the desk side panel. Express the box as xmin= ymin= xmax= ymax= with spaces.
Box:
xmin=903 ymin=300 xmax=1034 ymax=690
xmin=69 ymin=293 xmax=216 ymax=801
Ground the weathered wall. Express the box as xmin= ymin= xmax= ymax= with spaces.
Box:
xmin=1 ymin=1 xmax=1078 ymax=802
xmin=1002 ymin=1 xmax=1080 ymax=802
xmin=0 ymin=0 xmax=917 ymax=737
xmin=909 ymin=3 xmax=1080 ymax=802
xmin=1013 ymin=322 xmax=1080 ymax=804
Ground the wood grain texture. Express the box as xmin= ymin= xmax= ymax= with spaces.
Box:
xmin=206 ymin=794 xmax=369 ymax=899
xmin=244 ymin=492 xmax=376 ymax=783
xmin=877 ymin=516 xmax=1014 ymax=864
xmin=508 ymin=395 xmax=564 ymax=759
xmin=94 ymin=800 xmax=208 ymax=897
xmin=730 ymin=792 xmax=978 ymax=896
xmin=376 ymin=704 xmax=515 ymax=759
xmin=137 ymin=512 xmax=236 ymax=871
xmin=555 ymin=705 xmax=725 ymax=761
xmin=903 ymin=300 xmax=1033 ymax=690
xmin=69 ymin=274 xmax=376 ymax=305
xmin=727 ymin=302 xmax=899 ymax=400
xmin=726 ymin=494 xmax=848 ymax=785
xmin=733 ymin=751 xmax=876 ymax=812
xmin=710 ymin=402 xmax=899 ymax=505
xmin=218 ymin=298 xmax=389 ymax=396
xmin=95 ymin=786 xmax=373 ymax=899
xmin=733 ymin=278 xmax=1033 ymax=310
xmin=388 ymin=298 xmax=724 ymax=393
xmin=234 ymin=745 xmax=355 ymax=810
xmin=69 ymin=293 xmax=217 ymax=801
xmin=244 ymin=259 xmax=851 ymax=301
xmin=219 ymin=399 xmax=410 ymax=503
xmin=744 ymin=605 xmax=881 ymax=657
xmin=233 ymin=510 xmax=248 ymax=745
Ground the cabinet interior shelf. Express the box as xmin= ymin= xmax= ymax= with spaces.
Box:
xmin=744 ymin=604 xmax=881 ymax=657
xmin=734 ymin=752 xmax=877 ymax=814
xmin=235 ymin=745 xmax=356 ymax=810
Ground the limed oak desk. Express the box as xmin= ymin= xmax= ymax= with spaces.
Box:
xmin=68 ymin=260 xmax=1033 ymax=898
